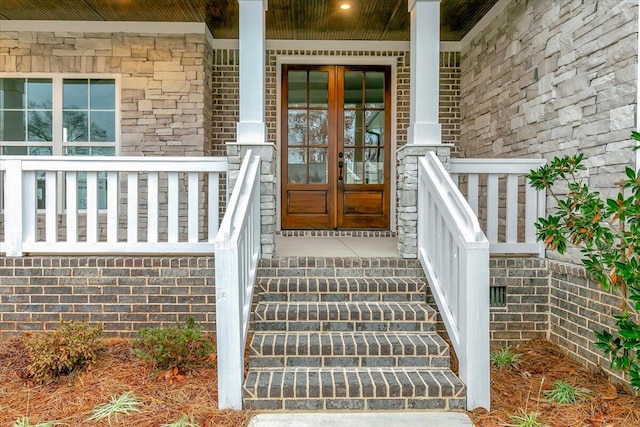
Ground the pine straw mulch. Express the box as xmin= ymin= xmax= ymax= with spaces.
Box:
xmin=470 ymin=339 xmax=640 ymax=427
xmin=0 ymin=336 xmax=254 ymax=427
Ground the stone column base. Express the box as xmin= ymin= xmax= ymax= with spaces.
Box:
xmin=227 ymin=142 xmax=277 ymax=259
xmin=396 ymin=144 xmax=452 ymax=258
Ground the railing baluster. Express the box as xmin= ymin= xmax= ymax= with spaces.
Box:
xmin=127 ymin=172 xmax=138 ymax=243
xmin=148 ymin=172 xmax=159 ymax=243
xmin=23 ymin=171 xmax=37 ymax=245
xmin=467 ymin=174 xmax=479 ymax=216
xmin=188 ymin=172 xmax=199 ymax=243
xmin=505 ymin=174 xmax=518 ymax=244
xmin=107 ymin=171 xmax=118 ymax=244
xmin=86 ymin=172 xmax=98 ymax=244
xmin=486 ymin=174 xmax=499 ymax=245
xmin=167 ymin=172 xmax=179 ymax=243
xmin=4 ymin=159 xmax=25 ymax=256
xmin=45 ymin=171 xmax=57 ymax=244
xmin=209 ymin=173 xmax=219 ymax=241
xmin=66 ymin=172 xmax=78 ymax=243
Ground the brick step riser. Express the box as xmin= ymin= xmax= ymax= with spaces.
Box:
xmin=248 ymin=355 xmax=450 ymax=368
xmin=257 ymin=293 xmax=425 ymax=302
xmin=256 ymin=270 xmax=426 ymax=279
xmin=253 ymin=321 xmax=436 ymax=333
xmin=243 ymin=397 xmax=464 ymax=411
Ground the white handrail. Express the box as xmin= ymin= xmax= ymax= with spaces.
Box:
xmin=450 ymin=158 xmax=546 ymax=256
xmin=215 ymin=149 xmax=261 ymax=410
xmin=0 ymin=156 xmax=227 ymax=256
xmin=418 ymin=151 xmax=490 ymax=411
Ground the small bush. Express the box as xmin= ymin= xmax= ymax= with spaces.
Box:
xmin=133 ymin=317 xmax=215 ymax=372
xmin=25 ymin=321 xmax=103 ymax=384
xmin=490 ymin=346 xmax=522 ymax=370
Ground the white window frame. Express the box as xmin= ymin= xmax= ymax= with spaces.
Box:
xmin=0 ymin=73 xmax=121 ymax=213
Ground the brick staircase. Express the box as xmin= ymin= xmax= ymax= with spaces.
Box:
xmin=242 ymin=257 xmax=466 ymax=410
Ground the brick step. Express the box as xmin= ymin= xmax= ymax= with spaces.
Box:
xmin=253 ymin=302 xmax=437 ymax=332
xmin=257 ymin=257 xmax=425 ymax=279
xmin=243 ymin=367 xmax=466 ymax=410
xmin=249 ymin=331 xmax=450 ymax=368
xmin=255 ymin=277 xmax=426 ymax=302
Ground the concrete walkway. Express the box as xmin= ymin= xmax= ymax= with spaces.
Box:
xmin=274 ymin=236 xmax=399 ymax=257
xmin=249 ymin=411 xmax=474 ymax=427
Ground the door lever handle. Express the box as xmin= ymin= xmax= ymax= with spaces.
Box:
xmin=338 ymin=160 xmax=344 ymax=181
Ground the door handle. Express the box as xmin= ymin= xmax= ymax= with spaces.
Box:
xmin=338 ymin=154 xmax=344 ymax=181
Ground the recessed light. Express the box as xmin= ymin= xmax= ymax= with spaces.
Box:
xmin=340 ymin=3 xmax=351 ymax=10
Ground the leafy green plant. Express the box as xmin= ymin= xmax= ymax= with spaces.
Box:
xmin=133 ymin=317 xmax=215 ymax=372
xmin=502 ymin=411 xmax=548 ymax=427
xmin=88 ymin=391 xmax=142 ymax=424
xmin=543 ymin=380 xmax=592 ymax=404
xmin=25 ymin=320 xmax=103 ymax=384
xmin=161 ymin=415 xmax=200 ymax=427
xmin=12 ymin=418 xmax=63 ymax=427
xmin=490 ymin=346 xmax=522 ymax=370
xmin=527 ymin=138 xmax=640 ymax=391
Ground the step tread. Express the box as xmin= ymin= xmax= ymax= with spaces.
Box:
xmin=243 ymin=367 xmax=466 ymax=400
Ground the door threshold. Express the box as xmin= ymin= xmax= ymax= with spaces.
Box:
xmin=276 ymin=230 xmax=396 ymax=238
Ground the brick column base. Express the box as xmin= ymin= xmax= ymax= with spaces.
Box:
xmin=226 ymin=143 xmax=277 ymax=259
xmin=396 ymin=144 xmax=452 ymax=258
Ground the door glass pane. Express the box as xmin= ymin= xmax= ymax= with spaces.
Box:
xmin=287 ymin=110 xmax=307 ymax=146
xmin=309 ymin=110 xmax=328 ymax=146
xmin=288 ymin=148 xmax=307 ymax=183
xmin=64 ymin=111 xmax=89 ymax=142
xmin=1 ymin=111 xmax=25 ymax=141
xmin=28 ymin=111 xmax=52 ymax=142
xmin=309 ymin=148 xmax=327 ymax=183
xmin=309 ymin=71 xmax=328 ymax=108
xmin=344 ymin=148 xmax=364 ymax=184
xmin=365 ymin=72 xmax=384 ymax=108
xmin=365 ymin=110 xmax=383 ymax=146
xmin=365 ymin=148 xmax=384 ymax=184
xmin=344 ymin=72 xmax=363 ymax=108
xmin=90 ymin=79 xmax=115 ymax=110
xmin=344 ymin=110 xmax=363 ymax=147
xmin=90 ymin=111 xmax=115 ymax=142
xmin=63 ymin=79 xmax=88 ymax=109
xmin=288 ymin=71 xmax=307 ymax=107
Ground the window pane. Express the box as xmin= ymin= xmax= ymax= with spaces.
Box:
xmin=309 ymin=71 xmax=328 ymax=108
xmin=65 ymin=146 xmax=90 ymax=155
xmin=28 ymin=111 xmax=52 ymax=141
xmin=288 ymin=148 xmax=307 ymax=183
xmin=91 ymin=147 xmax=115 ymax=156
xmin=3 ymin=146 xmax=52 ymax=155
xmin=63 ymin=79 xmax=88 ymax=109
xmin=27 ymin=79 xmax=53 ymax=109
xmin=288 ymin=71 xmax=307 ymax=108
xmin=309 ymin=110 xmax=328 ymax=146
xmin=309 ymin=148 xmax=327 ymax=184
xmin=90 ymin=111 xmax=115 ymax=142
xmin=365 ymin=148 xmax=384 ymax=184
xmin=344 ymin=72 xmax=363 ymax=108
xmin=365 ymin=110 xmax=383 ymax=146
xmin=287 ymin=110 xmax=307 ymax=146
xmin=0 ymin=78 xmax=26 ymax=109
xmin=90 ymin=79 xmax=115 ymax=110
xmin=365 ymin=72 xmax=384 ymax=108
xmin=0 ymin=111 xmax=25 ymax=141
xmin=64 ymin=111 xmax=89 ymax=142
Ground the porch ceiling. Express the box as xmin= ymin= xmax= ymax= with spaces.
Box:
xmin=0 ymin=0 xmax=499 ymax=42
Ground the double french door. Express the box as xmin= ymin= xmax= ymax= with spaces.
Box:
xmin=281 ymin=65 xmax=391 ymax=229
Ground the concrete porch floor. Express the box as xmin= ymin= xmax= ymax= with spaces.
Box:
xmin=274 ymin=236 xmax=399 ymax=257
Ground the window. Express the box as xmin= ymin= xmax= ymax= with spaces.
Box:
xmin=0 ymin=76 xmax=118 ymax=209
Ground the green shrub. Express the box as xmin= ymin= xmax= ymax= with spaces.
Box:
xmin=133 ymin=317 xmax=215 ymax=372
xmin=543 ymin=380 xmax=592 ymax=404
xmin=25 ymin=321 xmax=103 ymax=384
xmin=490 ymin=346 xmax=522 ymax=370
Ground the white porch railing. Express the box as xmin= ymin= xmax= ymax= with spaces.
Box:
xmin=215 ymin=150 xmax=261 ymax=409
xmin=418 ymin=152 xmax=490 ymax=411
xmin=0 ymin=156 xmax=227 ymax=256
xmin=450 ymin=158 xmax=546 ymax=256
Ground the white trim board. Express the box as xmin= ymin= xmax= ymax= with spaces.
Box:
xmin=460 ymin=0 xmax=511 ymax=48
xmin=212 ymin=39 xmax=460 ymax=52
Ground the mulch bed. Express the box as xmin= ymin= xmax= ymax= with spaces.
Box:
xmin=471 ymin=339 xmax=640 ymax=427
xmin=1 ymin=335 xmax=638 ymax=426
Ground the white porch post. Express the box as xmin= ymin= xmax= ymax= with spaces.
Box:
xmin=237 ymin=0 xmax=268 ymax=144
xmin=407 ymin=0 xmax=441 ymax=145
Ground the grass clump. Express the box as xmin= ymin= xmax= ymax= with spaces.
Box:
xmin=25 ymin=320 xmax=103 ymax=384
xmin=161 ymin=415 xmax=200 ymax=427
xmin=503 ymin=411 xmax=548 ymax=427
xmin=133 ymin=317 xmax=215 ymax=372
xmin=544 ymin=379 xmax=592 ymax=404
xmin=12 ymin=418 xmax=63 ymax=427
xmin=88 ymin=391 xmax=142 ymax=424
xmin=490 ymin=346 xmax=522 ymax=370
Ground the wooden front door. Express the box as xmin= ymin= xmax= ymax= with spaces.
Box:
xmin=281 ymin=65 xmax=391 ymax=229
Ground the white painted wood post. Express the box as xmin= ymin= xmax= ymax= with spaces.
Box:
xmin=4 ymin=159 xmax=24 ymax=256
xmin=407 ymin=0 xmax=442 ymax=145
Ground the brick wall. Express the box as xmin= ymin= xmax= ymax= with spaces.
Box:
xmin=0 ymin=256 xmax=215 ymax=337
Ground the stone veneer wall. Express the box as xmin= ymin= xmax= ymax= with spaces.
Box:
xmin=0 ymin=256 xmax=215 ymax=338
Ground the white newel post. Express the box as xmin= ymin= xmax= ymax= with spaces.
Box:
xmin=407 ymin=0 xmax=441 ymax=145
xmin=4 ymin=159 xmax=24 ymax=256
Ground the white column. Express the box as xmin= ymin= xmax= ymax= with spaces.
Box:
xmin=407 ymin=0 xmax=442 ymax=145
xmin=237 ymin=0 xmax=268 ymax=144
